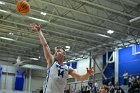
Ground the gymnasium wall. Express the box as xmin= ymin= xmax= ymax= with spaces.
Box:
xmin=67 ymin=56 xmax=103 ymax=91
xmin=118 ymin=45 xmax=140 ymax=85
xmin=92 ymin=55 xmax=104 ymax=74
xmin=0 ymin=90 xmax=31 ymax=93
xmin=1 ymin=65 xmax=18 ymax=90
xmin=71 ymin=56 xmax=102 ymax=75
xmin=0 ymin=56 xmax=103 ymax=92
xmin=76 ymin=55 xmax=103 ymax=82
xmin=31 ymin=77 xmax=45 ymax=91
xmin=102 ymin=51 xmax=115 ymax=85
xmin=77 ymin=57 xmax=90 ymax=74
xmin=0 ymin=65 xmax=45 ymax=92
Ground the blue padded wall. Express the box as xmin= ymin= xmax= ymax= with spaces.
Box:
xmin=14 ymin=69 xmax=25 ymax=91
xmin=119 ymin=45 xmax=140 ymax=85
xmin=103 ymin=52 xmax=114 ymax=85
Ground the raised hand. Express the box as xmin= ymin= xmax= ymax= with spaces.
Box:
xmin=30 ymin=23 xmax=41 ymax=32
xmin=86 ymin=67 xmax=94 ymax=76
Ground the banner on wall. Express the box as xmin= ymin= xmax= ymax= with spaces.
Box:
xmin=103 ymin=52 xmax=115 ymax=85
xmin=66 ymin=61 xmax=77 ymax=69
xmin=119 ymin=45 xmax=140 ymax=85
xmin=0 ymin=66 xmax=2 ymax=77
xmin=132 ymin=44 xmax=140 ymax=55
xmin=72 ymin=62 xmax=77 ymax=69
xmin=0 ymin=66 xmax=2 ymax=89
xmin=14 ymin=69 xmax=25 ymax=91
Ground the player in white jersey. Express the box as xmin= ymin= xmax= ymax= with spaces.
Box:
xmin=30 ymin=23 xmax=94 ymax=93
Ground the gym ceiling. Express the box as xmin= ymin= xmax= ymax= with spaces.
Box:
xmin=0 ymin=0 xmax=140 ymax=67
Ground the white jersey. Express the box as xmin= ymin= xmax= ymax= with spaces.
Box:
xmin=44 ymin=62 xmax=70 ymax=93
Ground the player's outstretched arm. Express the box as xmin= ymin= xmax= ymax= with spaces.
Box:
xmin=30 ymin=23 xmax=54 ymax=68
xmin=69 ymin=68 xmax=94 ymax=82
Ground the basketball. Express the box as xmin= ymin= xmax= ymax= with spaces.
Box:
xmin=16 ymin=0 xmax=30 ymax=15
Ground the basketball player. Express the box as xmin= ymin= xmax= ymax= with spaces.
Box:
xmin=30 ymin=23 xmax=94 ymax=93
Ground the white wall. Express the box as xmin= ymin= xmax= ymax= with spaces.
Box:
xmin=2 ymin=65 xmax=16 ymax=73
xmin=1 ymin=74 xmax=15 ymax=90
xmin=0 ymin=55 xmax=103 ymax=92
xmin=0 ymin=90 xmax=31 ymax=93
xmin=91 ymin=55 xmax=103 ymax=74
xmin=0 ymin=65 xmax=17 ymax=90
xmin=76 ymin=55 xmax=103 ymax=75
xmin=77 ymin=57 xmax=90 ymax=74
xmin=68 ymin=56 xmax=103 ymax=90
xmin=31 ymin=77 xmax=45 ymax=91
xmin=70 ymin=55 xmax=103 ymax=79
xmin=0 ymin=64 xmax=46 ymax=92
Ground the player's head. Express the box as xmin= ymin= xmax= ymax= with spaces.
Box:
xmin=54 ymin=46 xmax=66 ymax=63
xmin=99 ymin=85 xmax=109 ymax=93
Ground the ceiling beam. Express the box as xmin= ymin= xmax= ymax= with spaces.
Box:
xmin=0 ymin=20 xmax=103 ymax=46
xmin=77 ymin=0 xmax=136 ymax=18
xmin=3 ymin=1 xmax=139 ymax=37
xmin=37 ymin=0 xmax=140 ymax=31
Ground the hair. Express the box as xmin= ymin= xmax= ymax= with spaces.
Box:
xmin=56 ymin=46 xmax=65 ymax=51
xmin=55 ymin=46 xmax=66 ymax=55
xmin=100 ymin=85 xmax=109 ymax=92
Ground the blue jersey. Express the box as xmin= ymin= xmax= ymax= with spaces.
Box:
xmin=43 ymin=62 xmax=70 ymax=93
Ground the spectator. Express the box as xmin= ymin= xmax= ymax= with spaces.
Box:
xmin=128 ymin=75 xmax=132 ymax=88
xmin=123 ymin=70 xmax=128 ymax=85
xmin=98 ymin=85 xmax=109 ymax=93
xmin=110 ymin=85 xmax=114 ymax=93
xmin=114 ymin=83 xmax=125 ymax=93
xmin=95 ymin=80 xmax=99 ymax=91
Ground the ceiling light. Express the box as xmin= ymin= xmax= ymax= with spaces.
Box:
xmin=66 ymin=46 xmax=70 ymax=49
xmin=129 ymin=16 xmax=140 ymax=23
xmin=82 ymin=56 xmax=87 ymax=59
xmin=41 ymin=12 xmax=47 ymax=16
xmin=0 ymin=37 xmax=15 ymax=41
xmin=97 ymin=34 xmax=111 ymax=38
xmin=107 ymin=30 xmax=114 ymax=34
xmin=65 ymin=46 xmax=70 ymax=51
xmin=75 ymin=58 xmax=81 ymax=60
xmin=0 ymin=10 xmax=47 ymax=23
xmin=0 ymin=1 xmax=5 ymax=5
xmin=69 ymin=59 xmax=75 ymax=62
xmin=65 ymin=49 xmax=70 ymax=52
xmin=29 ymin=58 xmax=39 ymax=60
xmin=63 ymin=61 xmax=67 ymax=64
xmin=69 ymin=60 xmax=73 ymax=62
xmin=0 ymin=9 xmax=8 ymax=13
xmin=28 ymin=16 xmax=47 ymax=23
xmin=22 ymin=64 xmax=47 ymax=70
xmin=9 ymin=33 xmax=14 ymax=35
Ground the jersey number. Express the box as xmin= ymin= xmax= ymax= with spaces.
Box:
xmin=58 ymin=70 xmax=64 ymax=78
